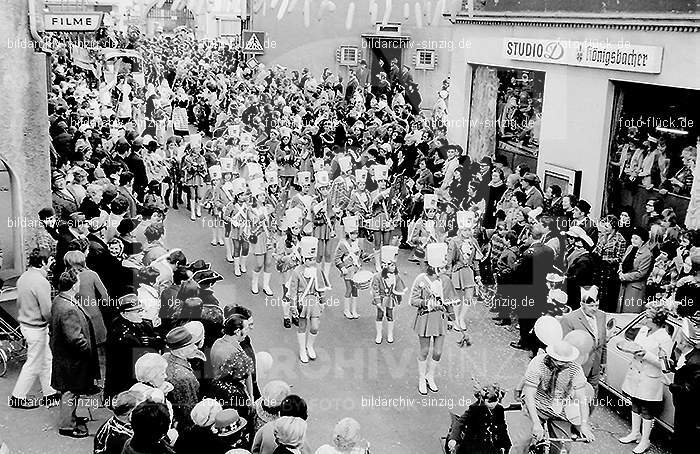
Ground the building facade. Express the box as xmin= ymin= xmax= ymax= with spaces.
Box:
xmin=447 ymin=1 xmax=699 ymax=226
xmin=0 ymin=0 xmax=52 ymax=279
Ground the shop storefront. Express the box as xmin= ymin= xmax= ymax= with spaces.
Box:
xmin=446 ymin=14 xmax=699 ymax=223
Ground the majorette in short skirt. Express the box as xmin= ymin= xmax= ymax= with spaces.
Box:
xmin=410 ymin=273 xmax=459 ymax=337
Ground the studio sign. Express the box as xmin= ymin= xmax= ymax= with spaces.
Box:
xmin=505 ymin=40 xmax=565 ymax=61
xmin=502 ymin=38 xmax=663 ymax=74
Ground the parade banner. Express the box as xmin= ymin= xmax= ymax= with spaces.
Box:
xmin=502 ymin=38 xmax=663 ymax=74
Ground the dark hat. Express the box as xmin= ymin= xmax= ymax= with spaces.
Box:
xmin=659 ymin=241 xmax=678 ymax=258
xmin=192 ymin=269 xmax=223 ymax=286
xmin=117 ymin=293 xmax=142 ymax=313
xmin=479 ymin=156 xmax=492 ymax=165
xmin=68 ymin=211 xmax=87 ymax=224
xmin=165 ymin=326 xmax=193 ymax=349
xmin=144 ymin=222 xmax=165 ymax=240
xmin=212 ymin=409 xmax=247 ymax=436
xmin=118 ymin=218 xmax=141 ymax=235
xmin=123 ymin=240 xmax=143 ymax=256
xmin=631 ymin=226 xmax=649 ymax=242
xmin=576 ymin=199 xmax=591 ymax=214
xmin=187 ymin=259 xmax=211 ymax=273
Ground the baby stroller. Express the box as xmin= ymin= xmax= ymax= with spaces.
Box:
xmin=0 ymin=289 xmax=27 ymax=377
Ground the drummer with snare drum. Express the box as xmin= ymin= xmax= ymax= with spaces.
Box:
xmin=371 ymin=245 xmax=406 ymax=345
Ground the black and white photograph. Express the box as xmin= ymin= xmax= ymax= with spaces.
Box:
xmin=0 ymin=1 xmax=698 ymax=453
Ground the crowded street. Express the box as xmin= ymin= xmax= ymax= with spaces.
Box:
xmin=0 ymin=207 xmax=677 ymax=454
xmin=0 ymin=1 xmax=698 ymax=454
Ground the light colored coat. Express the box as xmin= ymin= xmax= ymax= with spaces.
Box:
xmin=560 ymin=308 xmax=607 ymax=387
xmin=621 ymin=325 xmax=673 ymax=401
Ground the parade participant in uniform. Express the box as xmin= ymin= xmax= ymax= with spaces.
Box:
xmin=181 ymin=141 xmax=207 ymax=221
xmin=249 ymin=178 xmax=275 ymax=296
xmin=288 ymin=171 xmax=314 ymax=225
xmin=368 ymin=164 xmax=395 ymax=271
xmin=371 ymin=245 xmax=406 ymax=344
xmin=334 ymin=215 xmax=364 ymax=320
xmin=275 ymin=127 xmax=298 ymax=186
xmin=410 ymin=194 xmax=446 ymax=263
xmin=222 ymin=177 xmax=251 ymax=277
xmin=310 ymin=170 xmax=337 ymax=277
xmin=275 ymin=208 xmax=304 ymax=328
xmin=410 ymin=243 xmax=459 ymax=395
xmin=201 ymin=165 xmax=225 ymax=247
xmin=265 ymin=167 xmax=285 ymax=230
xmin=447 ymin=211 xmax=483 ymax=333
xmin=287 ymin=237 xmax=332 ymax=363
xmin=219 ymin=168 xmax=236 ymax=262
xmin=329 ymin=155 xmax=354 ymax=215
xmin=346 ymin=167 xmax=372 ymax=248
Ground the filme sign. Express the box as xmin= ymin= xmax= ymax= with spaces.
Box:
xmin=44 ymin=13 xmax=103 ymax=32
xmin=502 ymin=38 xmax=663 ymax=74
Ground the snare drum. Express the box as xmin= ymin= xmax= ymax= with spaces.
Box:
xmin=352 ymin=270 xmax=374 ymax=290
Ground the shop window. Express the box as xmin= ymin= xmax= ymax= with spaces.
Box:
xmin=415 ymin=49 xmax=436 ymax=70
xmin=467 ymin=65 xmax=545 ymax=172
xmin=605 ymin=82 xmax=699 ymax=226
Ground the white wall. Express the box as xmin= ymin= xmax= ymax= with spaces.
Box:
xmin=249 ymin=0 xmax=456 ymax=109
xmin=446 ymin=23 xmax=700 ymax=216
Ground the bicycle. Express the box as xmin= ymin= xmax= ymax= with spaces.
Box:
xmin=440 ymin=401 xmax=592 ymax=454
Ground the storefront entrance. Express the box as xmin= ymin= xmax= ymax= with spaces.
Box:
xmin=362 ymin=36 xmax=407 ymax=91
xmin=604 ymin=82 xmax=699 ymax=226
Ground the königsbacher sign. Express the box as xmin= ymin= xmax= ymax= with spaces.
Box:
xmin=502 ymin=38 xmax=663 ymax=74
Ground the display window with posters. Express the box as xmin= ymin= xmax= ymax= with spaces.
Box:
xmin=467 ymin=65 xmax=545 ymax=172
xmin=605 ymin=82 xmax=699 ymax=228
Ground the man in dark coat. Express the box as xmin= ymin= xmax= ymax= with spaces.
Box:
xmin=564 ymin=226 xmax=598 ymax=310
xmin=125 ymin=140 xmax=148 ymax=201
xmin=50 ymin=270 xmax=99 ymax=438
xmin=103 ymin=294 xmax=162 ymax=402
xmin=117 ymin=171 xmax=139 ymax=218
xmin=163 ymin=327 xmax=201 ymax=431
xmin=503 ymin=227 xmax=554 ymax=353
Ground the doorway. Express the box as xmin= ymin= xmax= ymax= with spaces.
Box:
xmin=365 ymin=37 xmax=404 ymax=90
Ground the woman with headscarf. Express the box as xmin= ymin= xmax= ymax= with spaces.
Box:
xmin=206 ymin=350 xmax=255 ymax=448
xmin=273 ymin=417 xmax=308 ymax=454
xmin=618 ymin=227 xmax=654 ymax=313
xmin=174 ymin=398 xmax=222 ymax=454
xmin=314 ymin=418 xmax=369 ymax=454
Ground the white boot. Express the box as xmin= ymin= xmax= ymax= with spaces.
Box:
xmin=306 ymin=333 xmax=317 ymax=360
xmin=633 ymin=419 xmax=653 ymax=453
xmin=323 ymin=262 xmax=331 ymax=277
xmin=343 ymin=297 xmax=352 ymax=319
xmin=211 ymin=230 xmax=218 ymax=246
xmin=233 ymin=257 xmax=241 ymax=277
xmin=374 ymin=253 xmax=381 ymax=272
xmin=417 ymin=359 xmax=428 ymax=395
xmin=619 ymin=412 xmax=642 ymax=444
xmin=351 ymin=296 xmax=360 ymax=319
xmin=190 ymin=201 xmax=196 ymax=221
xmin=240 ymin=255 xmax=247 ymax=273
xmin=251 ymin=271 xmax=260 ymax=294
xmin=217 ymin=227 xmax=225 ymax=245
xmin=387 ymin=321 xmax=395 ymax=343
xmin=196 ymin=202 xmax=202 ymax=217
xmin=262 ymin=272 xmax=273 ymax=296
xmin=297 ymin=333 xmax=308 ymax=363
xmin=426 ymin=359 xmax=439 ymax=392
xmin=375 ymin=321 xmax=383 ymax=344
xmin=224 ymin=238 xmax=233 ymax=262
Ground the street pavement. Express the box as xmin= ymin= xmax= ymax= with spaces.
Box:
xmin=0 ymin=207 xmax=674 ymax=454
